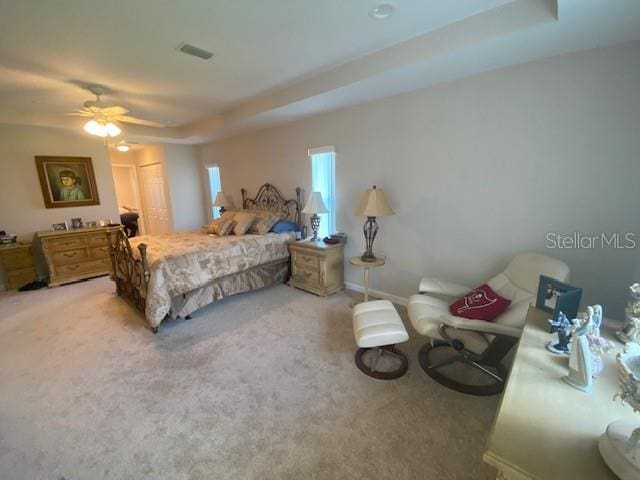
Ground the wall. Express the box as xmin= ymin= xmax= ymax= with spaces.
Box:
xmin=200 ymin=40 xmax=640 ymax=318
xmin=164 ymin=144 xmax=206 ymax=231
xmin=0 ymin=124 xmax=119 ymax=286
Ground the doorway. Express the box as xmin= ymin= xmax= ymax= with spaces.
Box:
xmin=111 ymin=163 xmax=145 ymax=235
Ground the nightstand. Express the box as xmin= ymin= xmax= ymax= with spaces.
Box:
xmin=288 ymin=239 xmax=344 ymax=296
xmin=0 ymin=243 xmax=37 ymax=290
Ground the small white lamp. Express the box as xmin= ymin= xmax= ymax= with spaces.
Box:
xmin=356 ymin=185 xmax=394 ymax=262
xmin=212 ymin=191 xmax=235 ymax=215
xmin=302 ymin=192 xmax=328 ymax=240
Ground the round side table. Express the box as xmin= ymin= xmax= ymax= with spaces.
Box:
xmin=349 ymin=255 xmax=385 ymax=302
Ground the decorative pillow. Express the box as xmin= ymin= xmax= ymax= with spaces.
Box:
xmin=271 ymin=219 xmax=299 ymax=233
xmin=232 ymin=212 xmax=257 ymax=236
xmin=449 ymin=284 xmax=512 ymax=321
xmin=214 ymin=219 xmax=236 ymax=236
xmin=220 ymin=210 xmax=237 ymax=222
xmin=248 ymin=210 xmax=280 ymax=235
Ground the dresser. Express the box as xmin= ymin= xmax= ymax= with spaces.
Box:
xmin=288 ymin=239 xmax=344 ymax=296
xmin=37 ymin=226 xmax=121 ymax=287
xmin=483 ymin=307 xmax=635 ymax=479
xmin=0 ymin=243 xmax=37 ymax=290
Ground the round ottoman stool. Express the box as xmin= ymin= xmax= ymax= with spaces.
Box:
xmin=352 ymin=299 xmax=409 ymax=379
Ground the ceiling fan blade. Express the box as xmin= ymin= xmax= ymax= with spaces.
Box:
xmin=101 ymin=106 xmax=128 ymax=116
xmin=65 ymin=112 xmax=92 ymax=116
xmin=116 ymin=115 xmax=165 ymax=128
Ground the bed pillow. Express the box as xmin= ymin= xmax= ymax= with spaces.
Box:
xmin=271 ymin=219 xmax=299 ymax=233
xmin=248 ymin=210 xmax=280 ymax=235
xmin=215 ymin=219 xmax=236 ymax=236
xmin=449 ymin=284 xmax=511 ymax=321
xmin=220 ymin=210 xmax=238 ymax=222
xmin=232 ymin=212 xmax=257 ymax=236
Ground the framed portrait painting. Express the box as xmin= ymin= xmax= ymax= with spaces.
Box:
xmin=35 ymin=156 xmax=100 ymax=208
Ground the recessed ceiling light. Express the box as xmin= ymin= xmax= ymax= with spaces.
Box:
xmin=369 ymin=3 xmax=395 ymax=20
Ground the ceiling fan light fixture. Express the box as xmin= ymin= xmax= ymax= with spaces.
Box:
xmin=105 ymin=122 xmax=122 ymax=137
xmin=83 ymin=119 xmax=107 ymax=137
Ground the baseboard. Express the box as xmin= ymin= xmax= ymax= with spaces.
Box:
xmin=344 ymin=282 xmax=408 ymax=306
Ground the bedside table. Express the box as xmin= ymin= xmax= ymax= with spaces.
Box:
xmin=288 ymin=239 xmax=344 ymax=296
xmin=0 ymin=242 xmax=37 ymax=290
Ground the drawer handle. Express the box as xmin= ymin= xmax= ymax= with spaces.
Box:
xmin=302 ymin=256 xmax=314 ymax=263
xmin=67 ymin=265 xmax=80 ymax=271
xmin=303 ymin=271 xmax=313 ymax=277
xmin=63 ymin=252 xmax=77 ymax=258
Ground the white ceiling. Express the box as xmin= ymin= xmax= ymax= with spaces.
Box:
xmin=0 ymin=0 xmax=639 ymax=143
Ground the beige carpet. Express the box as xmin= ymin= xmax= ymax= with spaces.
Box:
xmin=0 ymin=277 xmax=498 ymax=479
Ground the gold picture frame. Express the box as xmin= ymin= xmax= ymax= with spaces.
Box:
xmin=35 ymin=156 xmax=100 ymax=208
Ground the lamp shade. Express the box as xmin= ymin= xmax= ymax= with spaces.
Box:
xmin=356 ymin=185 xmax=394 ymax=217
xmin=302 ymin=192 xmax=328 ymax=214
xmin=212 ymin=191 xmax=235 ymax=208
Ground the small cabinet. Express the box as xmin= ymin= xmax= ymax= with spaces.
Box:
xmin=0 ymin=243 xmax=37 ymax=290
xmin=288 ymin=240 xmax=344 ymax=296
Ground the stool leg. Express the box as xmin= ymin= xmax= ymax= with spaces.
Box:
xmin=370 ymin=348 xmax=383 ymax=372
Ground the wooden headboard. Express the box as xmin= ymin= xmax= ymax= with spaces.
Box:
xmin=241 ymin=183 xmax=302 ymax=228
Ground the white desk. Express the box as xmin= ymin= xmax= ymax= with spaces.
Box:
xmin=484 ymin=307 xmax=636 ymax=479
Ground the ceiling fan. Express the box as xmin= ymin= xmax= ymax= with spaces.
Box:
xmin=70 ymin=85 xmax=165 ymax=138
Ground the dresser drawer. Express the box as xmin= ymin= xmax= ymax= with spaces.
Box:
xmin=292 ymin=265 xmax=321 ymax=286
xmin=47 ymin=237 xmax=85 ymax=252
xmin=54 ymin=258 xmax=111 ymax=278
xmin=89 ymin=245 xmax=111 ymax=258
xmin=86 ymin=234 xmax=108 ymax=246
xmin=293 ymin=251 xmax=320 ymax=271
xmin=52 ymin=248 xmax=88 ymax=265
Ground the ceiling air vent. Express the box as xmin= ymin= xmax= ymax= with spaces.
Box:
xmin=176 ymin=42 xmax=214 ymax=60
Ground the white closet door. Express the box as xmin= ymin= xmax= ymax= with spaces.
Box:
xmin=139 ymin=163 xmax=173 ymax=234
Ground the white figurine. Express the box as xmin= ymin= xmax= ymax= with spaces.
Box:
xmin=618 ymin=283 xmax=640 ymax=343
xmin=591 ymin=305 xmax=603 ymax=338
xmin=563 ymin=316 xmax=593 ymax=393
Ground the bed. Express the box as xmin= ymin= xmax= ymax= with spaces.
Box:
xmin=107 ymin=183 xmax=301 ymax=333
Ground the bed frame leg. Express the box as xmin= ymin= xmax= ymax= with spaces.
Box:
xmin=152 ymin=326 xmax=158 ymax=334
xmin=185 ymin=315 xmax=192 ymax=320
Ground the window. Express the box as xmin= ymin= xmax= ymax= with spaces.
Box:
xmin=309 ymin=146 xmax=336 ymax=238
xmin=207 ymin=165 xmax=222 ymax=219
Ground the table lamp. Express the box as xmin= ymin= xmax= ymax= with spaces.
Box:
xmin=212 ymin=192 xmax=235 ymax=215
xmin=356 ymin=185 xmax=394 ymax=262
xmin=302 ymin=192 xmax=328 ymax=240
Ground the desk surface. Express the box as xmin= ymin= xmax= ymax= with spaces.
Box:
xmin=484 ymin=307 xmax=636 ymax=480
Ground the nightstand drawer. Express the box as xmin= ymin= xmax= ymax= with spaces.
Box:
xmin=0 ymin=249 xmax=33 ymax=269
xmin=293 ymin=265 xmax=321 ymax=286
xmin=293 ymin=251 xmax=320 ymax=271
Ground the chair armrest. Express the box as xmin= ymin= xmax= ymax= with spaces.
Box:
xmin=440 ymin=315 xmax=522 ymax=338
xmin=418 ymin=277 xmax=471 ymax=297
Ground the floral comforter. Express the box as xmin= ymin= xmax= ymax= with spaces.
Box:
xmin=128 ymin=231 xmax=294 ymax=326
